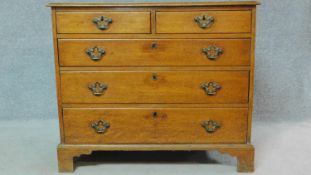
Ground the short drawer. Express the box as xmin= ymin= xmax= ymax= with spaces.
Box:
xmin=58 ymin=39 xmax=251 ymax=66
xmin=60 ymin=71 xmax=249 ymax=104
xmin=156 ymin=11 xmax=251 ymax=33
xmin=56 ymin=12 xmax=151 ymax=34
xmin=63 ymin=108 xmax=248 ymax=144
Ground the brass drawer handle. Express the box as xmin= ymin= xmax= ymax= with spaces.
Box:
xmin=88 ymin=81 xmax=108 ymax=96
xmin=194 ymin=14 xmax=215 ymax=29
xmin=201 ymin=82 xmax=221 ymax=96
xmin=93 ymin=16 xmax=112 ymax=30
xmin=86 ymin=47 xmax=105 ymax=61
xmin=202 ymin=46 xmax=224 ymax=60
xmin=201 ymin=120 xmax=220 ymax=133
xmin=91 ymin=119 xmax=110 ymax=134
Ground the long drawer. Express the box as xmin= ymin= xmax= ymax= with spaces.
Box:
xmin=58 ymin=39 xmax=251 ymax=67
xmin=60 ymin=71 xmax=249 ymax=104
xmin=156 ymin=11 xmax=252 ymax=33
xmin=56 ymin=11 xmax=151 ymax=34
xmin=63 ymin=108 xmax=248 ymax=144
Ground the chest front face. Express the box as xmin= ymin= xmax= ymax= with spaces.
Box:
xmin=49 ymin=1 xmax=259 ymax=173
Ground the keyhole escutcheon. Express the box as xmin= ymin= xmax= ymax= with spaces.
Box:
xmin=152 ymin=73 xmax=158 ymax=81
xmin=152 ymin=112 xmax=158 ymax=118
xmin=151 ymin=42 xmax=157 ymax=49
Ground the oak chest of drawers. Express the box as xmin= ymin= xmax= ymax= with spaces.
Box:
xmin=48 ymin=1 xmax=259 ymax=172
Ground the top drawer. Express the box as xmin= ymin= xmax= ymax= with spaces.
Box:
xmin=56 ymin=12 xmax=151 ymax=34
xmin=156 ymin=11 xmax=252 ymax=34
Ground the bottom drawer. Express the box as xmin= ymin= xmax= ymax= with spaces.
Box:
xmin=63 ymin=108 xmax=248 ymax=144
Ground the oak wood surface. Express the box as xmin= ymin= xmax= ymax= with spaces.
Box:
xmin=57 ymin=143 xmax=254 ymax=172
xmin=57 ymin=33 xmax=252 ymax=39
xmin=62 ymin=103 xmax=249 ymax=108
xmin=48 ymin=1 xmax=260 ymax=7
xmin=58 ymin=39 xmax=251 ymax=67
xmin=59 ymin=66 xmax=250 ymax=71
xmin=247 ymin=7 xmax=256 ymax=142
xmin=156 ymin=11 xmax=252 ymax=34
xmin=51 ymin=9 xmax=65 ymax=143
xmin=60 ymin=71 xmax=249 ymax=104
xmin=49 ymin=2 xmax=258 ymax=173
xmin=56 ymin=12 xmax=151 ymax=34
xmin=63 ymin=108 xmax=248 ymax=144
xmin=54 ymin=6 xmax=254 ymax=12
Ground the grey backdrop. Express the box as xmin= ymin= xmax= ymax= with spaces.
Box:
xmin=0 ymin=0 xmax=310 ymax=121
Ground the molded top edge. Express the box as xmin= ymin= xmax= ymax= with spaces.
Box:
xmin=48 ymin=1 xmax=260 ymax=7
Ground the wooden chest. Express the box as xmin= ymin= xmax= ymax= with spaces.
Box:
xmin=48 ymin=1 xmax=259 ymax=172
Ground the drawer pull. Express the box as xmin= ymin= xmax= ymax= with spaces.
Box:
xmin=88 ymin=81 xmax=108 ymax=96
xmin=201 ymin=82 xmax=221 ymax=96
xmin=91 ymin=119 xmax=110 ymax=134
xmin=201 ymin=120 xmax=220 ymax=133
xmin=194 ymin=14 xmax=214 ymax=29
xmin=202 ymin=46 xmax=223 ymax=60
xmin=92 ymin=16 xmax=113 ymax=30
xmin=86 ymin=47 xmax=105 ymax=61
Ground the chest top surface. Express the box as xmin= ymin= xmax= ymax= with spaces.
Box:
xmin=48 ymin=1 xmax=260 ymax=7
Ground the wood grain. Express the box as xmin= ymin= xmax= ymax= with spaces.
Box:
xmin=56 ymin=12 xmax=151 ymax=34
xmin=57 ymin=33 xmax=252 ymax=39
xmin=59 ymin=66 xmax=250 ymax=71
xmin=51 ymin=8 xmax=65 ymax=143
xmin=49 ymin=2 xmax=259 ymax=173
xmin=57 ymin=143 xmax=254 ymax=172
xmin=60 ymin=71 xmax=249 ymax=104
xmin=58 ymin=39 xmax=251 ymax=67
xmin=48 ymin=1 xmax=260 ymax=7
xmin=156 ymin=11 xmax=252 ymax=34
xmin=62 ymin=103 xmax=249 ymax=108
xmin=63 ymin=108 xmax=248 ymax=144
xmin=247 ymin=7 xmax=257 ymax=143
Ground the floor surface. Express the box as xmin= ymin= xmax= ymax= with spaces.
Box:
xmin=0 ymin=118 xmax=310 ymax=175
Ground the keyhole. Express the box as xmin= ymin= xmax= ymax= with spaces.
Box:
xmin=152 ymin=73 xmax=158 ymax=81
xmin=152 ymin=112 xmax=158 ymax=118
xmin=151 ymin=42 xmax=157 ymax=49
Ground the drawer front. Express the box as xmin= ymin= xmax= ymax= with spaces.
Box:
xmin=60 ymin=71 xmax=249 ymax=104
xmin=156 ymin=11 xmax=251 ymax=33
xmin=63 ymin=108 xmax=248 ymax=144
xmin=59 ymin=39 xmax=251 ymax=66
xmin=56 ymin=12 xmax=151 ymax=34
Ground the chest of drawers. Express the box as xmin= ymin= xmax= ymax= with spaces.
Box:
xmin=48 ymin=1 xmax=259 ymax=172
